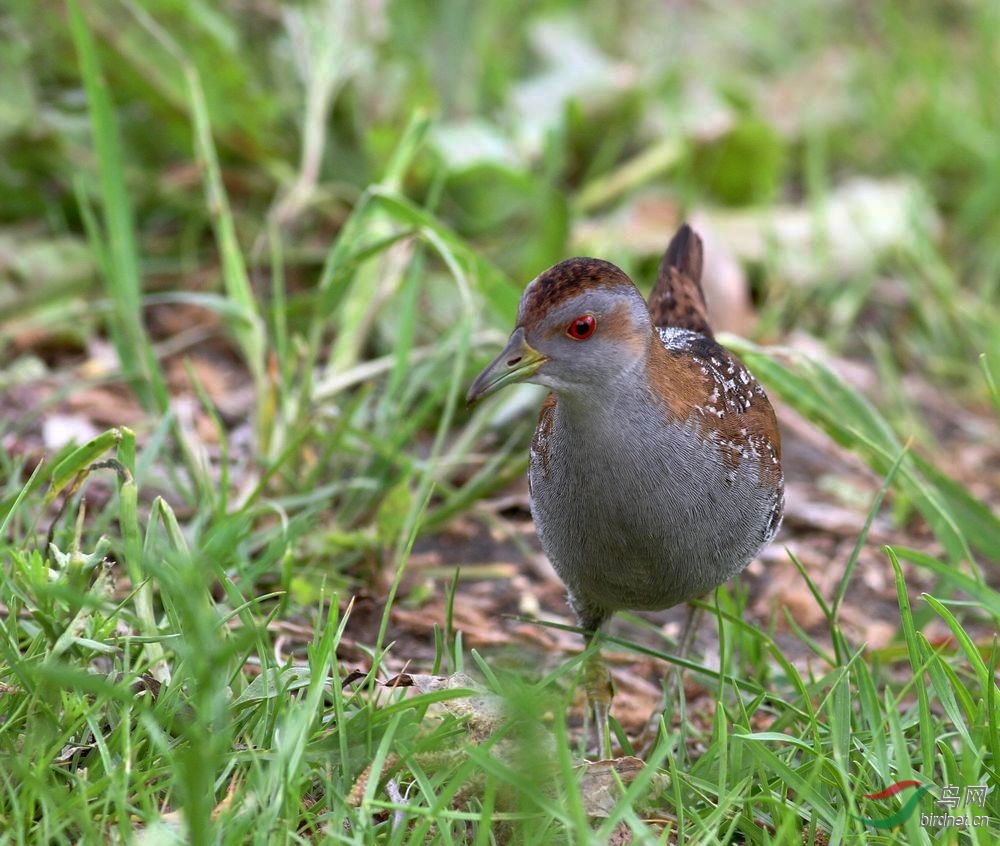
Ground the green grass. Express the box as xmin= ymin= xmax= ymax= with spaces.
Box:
xmin=2 ymin=0 xmax=999 ymax=843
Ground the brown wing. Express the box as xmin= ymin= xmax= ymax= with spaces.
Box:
xmin=647 ymin=223 xmax=714 ymax=338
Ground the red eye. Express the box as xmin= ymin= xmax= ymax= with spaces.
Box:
xmin=566 ymin=314 xmax=596 ymax=340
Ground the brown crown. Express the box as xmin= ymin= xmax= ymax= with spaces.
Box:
xmin=518 ymin=258 xmax=637 ymax=324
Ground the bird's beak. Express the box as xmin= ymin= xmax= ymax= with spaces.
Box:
xmin=467 ymin=327 xmax=547 ymax=404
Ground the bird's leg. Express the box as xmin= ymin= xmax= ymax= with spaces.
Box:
xmin=642 ymin=601 xmax=704 ymax=753
xmin=674 ymin=601 xmax=704 ymax=674
xmin=582 ymin=632 xmax=614 ymax=759
xmin=574 ymin=601 xmax=613 ymax=758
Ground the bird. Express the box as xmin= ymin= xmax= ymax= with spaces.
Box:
xmin=466 ymin=224 xmax=784 ymax=755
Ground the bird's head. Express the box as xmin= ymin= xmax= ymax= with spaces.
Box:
xmin=467 ymin=258 xmax=653 ymax=403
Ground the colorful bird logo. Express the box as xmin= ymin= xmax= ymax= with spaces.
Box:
xmin=850 ymin=780 xmax=932 ymax=829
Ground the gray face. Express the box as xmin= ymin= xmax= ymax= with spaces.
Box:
xmin=518 ymin=288 xmax=653 ymax=394
xmin=465 ymin=262 xmax=656 ymax=406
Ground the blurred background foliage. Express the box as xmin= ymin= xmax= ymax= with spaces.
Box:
xmin=3 ymin=0 xmax=999 ymax=371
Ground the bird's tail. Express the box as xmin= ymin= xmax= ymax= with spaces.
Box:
xmin=647 ymin=223 xmax=713 ymax=337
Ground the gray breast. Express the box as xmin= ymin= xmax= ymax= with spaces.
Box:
xmin=529 ymin=392 xmax=779 ymax=617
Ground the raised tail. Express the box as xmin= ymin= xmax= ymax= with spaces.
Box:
xmin=647 ymin=223 xmax=714 ymax=337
